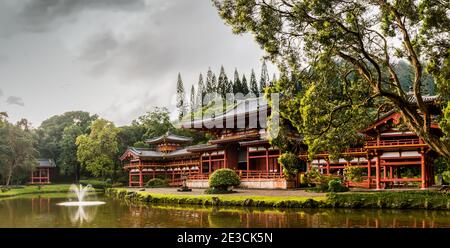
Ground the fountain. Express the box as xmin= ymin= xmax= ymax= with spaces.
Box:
xmin=57 ymin=184 xmax=105 ymax=207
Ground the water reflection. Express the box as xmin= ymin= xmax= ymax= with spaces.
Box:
xmin=1 ymin=195 xmax=450 ymax=228
xmin=66 ymin=205 xmax=99 ymax=225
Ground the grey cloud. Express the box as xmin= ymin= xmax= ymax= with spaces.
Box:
xmin=79 ymin=31 xmax=118 ymax=61
xmin=13 ymin=0 xmax=146 ymax=33
xmin=0 ymin=89 xmax=3 ymax=98
xmin=6 ymin=96 xmax=25 ymax=106
xmin=0 ymin=53 xmax=8 ymax=64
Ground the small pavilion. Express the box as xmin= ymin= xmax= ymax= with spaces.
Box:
xmin=30 ymin=159 xmax=56 ymax=184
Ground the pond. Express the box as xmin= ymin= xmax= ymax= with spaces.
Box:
xmin=1 ymin=193 xmax=450 ymax=228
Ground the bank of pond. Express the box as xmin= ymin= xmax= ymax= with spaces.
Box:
xmin=106 ymin=188 xmax=450 ymax=210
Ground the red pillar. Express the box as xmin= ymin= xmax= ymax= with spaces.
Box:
xmin=265 ymin=148 xmax=269 ymax=174
xmin=208 ymin=153 xmax=212 ymax=174
xmin=375 ymin=154 xmax=381 ymax=190
xmin=326 ymin=160 xmax=330 ymax=175
xmin=389 ymin=167 xmax=393 ymax=179
xmin=200 ymin=154 xmax=203 ymax=175
xmin=246 ymin=147 xmax=250 ymax=179
xmin=39 ymin=169 xmax=42 ymax=184
xmin=139 ymin=169 xmax=143 ymax=187
xmin=383 ymin=166 xmax=386 ymax=179
xmin=367 ymin=157 xmax=371 ymax=189
xmin=421 ymin=151 xmax=426 ymax=189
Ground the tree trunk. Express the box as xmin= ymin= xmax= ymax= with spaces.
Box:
xmin=5 ymin=165 xmax=13 ymax=186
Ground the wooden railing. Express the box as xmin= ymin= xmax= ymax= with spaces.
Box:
xmin=365 ymin=139 xmax=422 ymax=147
xmin=188 ymin=174 xmax=210 ymax=180
xmin=237 ymin=170 xmax=283 ymax=179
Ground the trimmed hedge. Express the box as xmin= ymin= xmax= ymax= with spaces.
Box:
xmin=106 ymin=188 xmax=327 ymax=208
xmin=146 ymin=178 xmax=169 ymax=188
xmin=106 ymin=188 xmax=450 ymax=210
xmin=79 ymin=179 xmax=111 ymax=189
xmin=328 ymin=191 xmax=450 ymax=209
xmin=208 ymin=169 xmax=240 ymax=192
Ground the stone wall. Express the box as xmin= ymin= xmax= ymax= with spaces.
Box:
xmin=187 ymin=178 xmax=291 ymax=189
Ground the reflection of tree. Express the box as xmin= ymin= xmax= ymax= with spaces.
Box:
xmin=207 ymin=208 xmax=242 ymax=228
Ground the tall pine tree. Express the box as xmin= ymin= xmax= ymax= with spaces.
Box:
xmin=232 ymin=68 xmax=241 ymax=94
xmin=176 ymin=73 xmax=187 ymax=120
xmin=190 ymin=85 xmax=195 ymax=120
xmin=205 ymin=67 xmax=216 ymax=93
xmin=217 ymin=65 xmax=229 ymax=98
xmin=249 ymin=69 xmax=259 ymax=97
xmin=195 ymin=73 xmax=204 ymax=109
xmin=241 ymin=74 xmax=249 ymax=95
xmin=259 ymin=61 xmax=269 ymax=94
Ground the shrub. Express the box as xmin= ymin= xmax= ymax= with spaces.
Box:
xmin=278 ymin=152 xmax=303 ymax=178
xmin=79 ymin=179 xmax=111 ymax=189
xmin=207 ymin=169 xmax=240 ymax=193
xmin=145 ymin=178 xmax=169 ymax=188
xmin=344 ymin=166 xmax=365 ymax=182
xmin=112 ymin=182 xmax=124 ymax=188
xmin=328 ymin=179 xmax=349 ymax=192
xmin=442 ymin=171 xmax=450 ymax=184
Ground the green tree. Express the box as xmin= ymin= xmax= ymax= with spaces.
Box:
xmin=214 ymin=0 xmax=450 ymax=159
xmin=36 ymin=111 xmax=97 ymax=174
xmin=59 ymin=124 xmax=83 ymax=181
xmin=134 ymin=107 xmax=174 ymax=140
xmin=232 ymin=68 xmax=241 ymax=94
xmin=259 ymin=60 xmax=269 ymax=94
xmin=76 ymin=119 xmax=119 ymax=179
xmin=241 ymin=74 xmax=249 ymax=95
xmin=205 ymin=67 xmax=217 ymax=94
xmin=217 ymin=65 xmax=229 ymax=98
xmin=196 ymin=73 xmax=205 ymax=109
xmin=0 ymin=120 xmax=37 ymax=186
xmin=190 ymin=84 xmax=196 ymax=120
xmin=176 ymin=73 xmax=187 ymax=121
xmin=249 ymin=69 xmax=258 ymax=96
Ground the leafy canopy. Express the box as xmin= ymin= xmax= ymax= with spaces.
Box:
xmin=214 ymin=0 xmax=450 ymax=159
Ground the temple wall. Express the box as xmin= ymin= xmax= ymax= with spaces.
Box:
xmin=187 ymin=178 xmax=291 ymax=189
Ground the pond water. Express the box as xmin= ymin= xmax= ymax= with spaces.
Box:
xmin=1 ymin=194 xmax=450 ymax=228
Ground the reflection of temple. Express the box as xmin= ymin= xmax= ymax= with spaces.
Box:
xmin=31 ymin=197 xmax=51 ymax=214
xmin=30 ymin=159 xmax=56 ymax=184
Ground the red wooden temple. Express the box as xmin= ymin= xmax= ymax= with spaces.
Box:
xmin=120 ymin=132 xmax=198 ymax=187
xmin=300 ymin=94 xmax=441 ymax=189
xmin=121 ymin=94 xmax=442 ymax=189
xmin=30 ymin=159 xmax=56 ymax=184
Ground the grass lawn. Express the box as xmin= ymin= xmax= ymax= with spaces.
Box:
xmin=0 ymin=184 xmax=73 ymax=198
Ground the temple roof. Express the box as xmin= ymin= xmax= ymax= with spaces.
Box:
xmin=120 ymin=147 xmax=196 ymax=160
xmin=186 ymin=143 xmax=223 ymax=153
xmin=145 ymin=131 xmax=193 ymax=145
xmin=36 ymin=159 xmax=57 ymax=168
xmin=182 ymin=97 xmax=269 ymax=129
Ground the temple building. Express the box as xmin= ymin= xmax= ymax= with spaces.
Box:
xmin=120 ymin=132 xmax=198 ymax=187
xmin=120 ymin=95 xmax=442 ymax=190
xmin=301 ymin=94 xmax=441 ymax=189
xmin=30 ymin=159 xmax=57 ymax=184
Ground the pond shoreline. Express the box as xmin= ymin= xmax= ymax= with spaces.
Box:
xmin=106 ymin=188 xmax=450 ymax=210
xmin=0 ymin=184 xmax=103 ymax=199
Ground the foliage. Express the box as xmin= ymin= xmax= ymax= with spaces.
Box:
xmin=176 ymin=73 xmax=187 ymax=120
xmin=208 ymin=169 xmax=241 ymax=192
xmin=304 ymin=169 xmax=340 ymax=192
xmin=344 ymin=166 xmax=365 ymax=183
xmin=0 ymin=184 xmax=74 ymax=198
xmin=76 ymin=119 xmax=119 ymax=179
xmin=278 ymin=152 xmax=302 ymax=178
xmin=328 ymin=179 xmax=349 ymax=192
xmin=36 ymin=111 xmax=97 ymax=180
xmin=79 ymin=179 xmax=111 ymax=189
xmin=0 ymin=120 xmax=38 ymax=185
xmin=145 ymin=178 xmax=169 ymax=188
xmin=442 ymin=171 xmax=450 ymax=185
xmin=213 ymin=0 xmax=450 ymax=159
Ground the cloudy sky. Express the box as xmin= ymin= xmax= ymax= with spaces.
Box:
xmin=0 ymin=0 xmax=275 ymax=127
